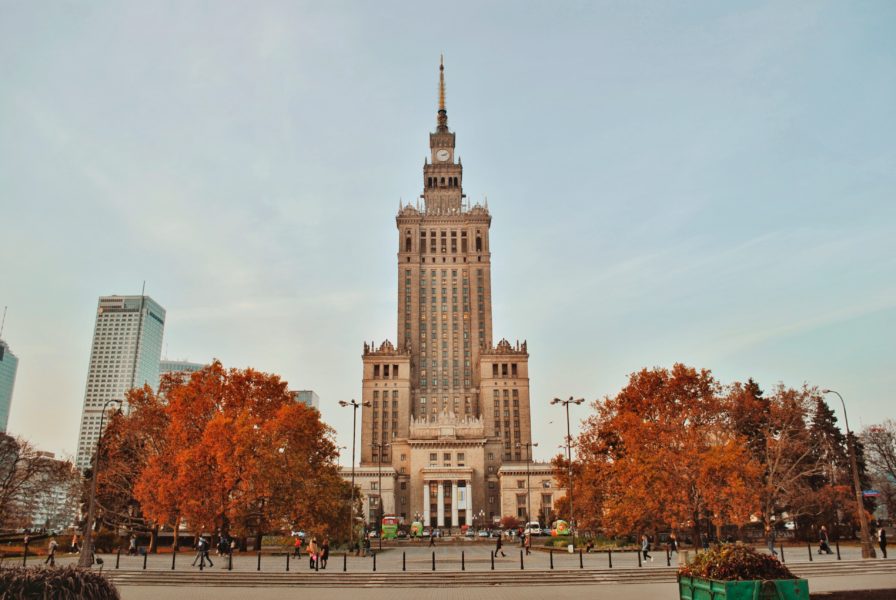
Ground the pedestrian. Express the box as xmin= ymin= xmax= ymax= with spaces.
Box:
xmin=495 ymin=533 xmax=506 ymax=557
xmin=879 ymin=527 xmax=887 ymax=559
xmin=524 ymin=532 xmax=532 ymax=555
xmin=192 ymin=535 xmax=213 ymax=568
xmin=128 ymin=535 xmax=137 ymax=556
xmin=428 ymin=530 xmax=435 ymax=547
xmin=45 ymin=537 xmax=58 ymax=566
xmin=307 ymin=537 xmax=318 ymax=570
xmin=69 ymin=534 xmax=80 ymax=554
xmin=293 ymin=536 xmax=302 ymax=557
xmin=818 ymin=526 xmax=833 ymax=555
xmin=641 ymin=534 xmax=653 ymax=562
xmin=669 ymin=533 xmax=679 ymax=554
xmin=321 ymin=538 xmax=330 ymax=569
xmin=363 ymin=535 xmax=371 ymax=557
xmin=765 ymin=525 xmax=777 ymax=557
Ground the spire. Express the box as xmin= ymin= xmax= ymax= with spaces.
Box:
xmin=437 ymin=55 xmax=448 ymax=132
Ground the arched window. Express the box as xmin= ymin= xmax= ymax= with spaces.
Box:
xmin=405 ymin=237 xmax=412 ymax=252
xmin=476 ymin=236 xmax=482 ymax=252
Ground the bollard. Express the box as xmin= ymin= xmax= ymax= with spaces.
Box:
xmin=228 ymin=552 xmax=232 ymax=571
xmin=373 ymin=552 xmax=376 ymax=572
xmin=491 ymin=550 xmax=495 ymax=570
xmin=637 ymin=548 xmax=642 ymax=568
xmin=143 ymin=552 xmax=147 ymax=570
xmin=780 ymin=543 xmax=785 ymax=563
xmin=807 ymin=542 xmax=813 ymax=562
xmin=116 ymin=547 xmax=121 ymax=569
xmin=836 ymin=539 xmax=841 ymax=561
xmin=432 ymin=550 xmax=435 ymax=571
xmin=286 ymin=552 xmax=290 ymax=571
xmin=315 ymin=553 xmax=319 ymax=572
xmin=403 ymin=551 xmax=406 ymax=571
xmin=257 ymin=551 xmax=261 ymax=571
xmin=666 ymin=547 xmax=671 ymax=567
xmin=462 ymin=551 xmax=465 ymax=571
xmin=608 ymin=549 xmax=613 ymax=569
xmin=520 ymin=549 xmax=524 ymax=570
xmin=172 ymin=548 xmax=177 ymax=570
xmin=550 ymin=549 xmax=554 ymax=570
xmin=579 ymin=549 xmax=583 ymax=569
xmin=343 ymin=553 xmax=347 ymax=572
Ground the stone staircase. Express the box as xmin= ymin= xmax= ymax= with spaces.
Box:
xmin=103 ymin=559 xmax=896 ymax=587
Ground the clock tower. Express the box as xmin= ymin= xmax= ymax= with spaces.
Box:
xmin=358 ymin=58 xmax=533 ymax=528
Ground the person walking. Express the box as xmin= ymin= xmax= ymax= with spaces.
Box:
xmin=128 ymin=535 xmax=137 ymax=556
xmin=818 ymin=526 xmax=833 ymax=555
xmin=879 ymin=527 xmax=888 ymax=559
xmin=307 ymin=537 xmax=318 ymax=570
xmin=641 ymin=534 xmax=653 ymax=562
xmin=765 ymin=525 xmax=777 ymax=557
xmin=45 ymin=537 xmax=58 ymax=566
xmin=69 ymin=534 xmax=80 ymax=554
xmin=293 ymin=536 xmax=302 ymax=558
xmin=524 ymin=532 xmax=532 ymax=556
xmin=428 ymin=530 xmax=436 ymax=547
xmin=320 ymin=538 xmax=330 ymax=569
xmin=192 ymin=535 xmax=213 ymax=568
xmin=495 ymin=534 xmax=506 ymax=557
xmin=669 ymin=533 xmax=679 ymax=554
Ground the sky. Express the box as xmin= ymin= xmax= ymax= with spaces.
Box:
xmin=1 ymin=1 xmax=894 ymax=464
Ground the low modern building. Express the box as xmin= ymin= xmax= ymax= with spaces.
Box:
xmin=159 ymin=359 xmax=207 ymax=384
xmin=0 ymin=337 xmax=18 ymax=433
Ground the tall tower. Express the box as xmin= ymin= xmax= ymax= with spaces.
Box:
xmin=0 ymin=337 xmax=18 ymax=433
xmin=359 ymin=59 xmax=531 ymax=527
xmin=75 ymin=295 xmax=166 ymax=471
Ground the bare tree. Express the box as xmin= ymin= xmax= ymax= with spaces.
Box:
xmin=862 ymin=420 xmax=896 ymax=518
xmin=0 ymin=434 xmax=80 ymax=531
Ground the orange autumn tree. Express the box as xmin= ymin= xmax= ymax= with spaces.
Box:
xmin=577 ymin=364 xmax=760 ymax=545
xmin=133 ymin=361 xmax=352 ymax=545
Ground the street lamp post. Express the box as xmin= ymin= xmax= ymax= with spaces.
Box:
xmin=372 ymin=441 xmax=390 ymax=550
xmin=822 ymin=389 xmax=876 ymax=558
xmin=339 ymin=399 xmax=370 ymax=553
xmin=518 ymin=442 xmax=538 ymax=525
xmin=551 ymin=397 xmax=584 ymax=541
xmin=79 ymin=398 xmax=122 ymax=567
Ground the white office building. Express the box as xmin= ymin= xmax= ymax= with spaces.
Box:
xmin=74 ymin=295 xmax=165 ymax=471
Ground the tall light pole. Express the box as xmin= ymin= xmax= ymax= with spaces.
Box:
xmin=79 ymin=398 xmax=122 ymax=567
xmin=372 ymin=441 xmax=390 ymax=550
xmin=822 ymin=389 xmax=876 ymax=558
xmin=551 ymin=397 xmax=584 ymax=540
xmin=339 ymin=399 xmax=370 ymax=552
xmin=518 ymin=442 xmax=538 ymax=524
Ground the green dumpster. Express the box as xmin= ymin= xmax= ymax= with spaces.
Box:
xmin=678 ymin=576 xmax=809 ymax=600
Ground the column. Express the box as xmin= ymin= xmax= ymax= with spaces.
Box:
xmin=466 ymin=480 xmax=472 ymax=511
xmin=451 ymin=481 xmax=459 ymax=527
xmin=423 ymin=481 xmax=430 ymax=527
xmin=437 ymin=481 xmax=445 ymax=527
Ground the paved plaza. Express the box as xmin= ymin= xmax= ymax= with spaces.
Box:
xmin=37 ymin=541 xmax=888 ymax=573
xmin=116 ymin=576 xmax=896 ymax=600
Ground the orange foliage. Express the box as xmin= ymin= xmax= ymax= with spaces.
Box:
xmin=577 ymin=364 xmax=761 ymax=542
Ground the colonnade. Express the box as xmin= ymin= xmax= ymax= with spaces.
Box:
xmin=422 ymin=479 xmax=471 ymax=527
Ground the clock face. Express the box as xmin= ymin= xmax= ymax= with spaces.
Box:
xmin=436 ymin=149 xmax=451 ymax=162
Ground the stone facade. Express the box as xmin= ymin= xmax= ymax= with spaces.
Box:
xmin=354 ymin=60 xmax=535 ymax=528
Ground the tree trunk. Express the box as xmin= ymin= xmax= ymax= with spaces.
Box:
xmin=149 ymin=525 xmax=159 ymax=553
xmin=172 ymin=517 xmax=180 ymax=550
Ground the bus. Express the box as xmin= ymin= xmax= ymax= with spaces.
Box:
xmin=381 ymin=515 xmax=400 ymax=539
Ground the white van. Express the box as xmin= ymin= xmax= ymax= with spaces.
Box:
xmin=524 ymin=522 xmax=542 ymax=536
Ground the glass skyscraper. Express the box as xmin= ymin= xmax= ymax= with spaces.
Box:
xmin=0 ymin=338 xmax=18 ymax=433
xmin=75 ymin=295 xmax=165 ymax=471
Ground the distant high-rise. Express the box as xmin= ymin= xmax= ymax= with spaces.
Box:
xmin=290 ymin=390 xmax=320 ymax=410
xmin=0 ymin=338 xmax=18 ymax=433
xmin=75 ymin=295 xmax=165 ymax=471
xmin=159 ymin=359 xmax=206 ymax=384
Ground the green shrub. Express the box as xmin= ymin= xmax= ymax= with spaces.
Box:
xmin=0 ymin=566 xmax=120 ymax=599
xmin=678 ymin=544 xmax=796 ymax=581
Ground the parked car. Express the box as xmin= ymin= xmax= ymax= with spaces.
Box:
xmin=464 ymin=529 xmax=475 ymax=538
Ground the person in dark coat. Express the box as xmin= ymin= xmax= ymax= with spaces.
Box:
xmin=879 ymin=527 xmax=888 ymax=559
xmin=495 ymin=534 xmax=506 ymax=557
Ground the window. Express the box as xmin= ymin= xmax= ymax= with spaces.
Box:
xmin=542 ymin=480 xmax=551 ymax=488
xmin=371 ymin=482 xmax=378 ymax=491
xmin=430 ymin=453 xmax=437 ymax=462
xmin=517 ymin=480 xmax=525 ymax=489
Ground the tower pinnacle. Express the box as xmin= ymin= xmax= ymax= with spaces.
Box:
xmin=437 ymin=55 xmax=448 ymax=132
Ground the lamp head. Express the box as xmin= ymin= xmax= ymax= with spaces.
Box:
xmin=551 ymin=398 xmax=561 ymax=405
xmin=532 ymin=442 xmax=539 ymax=447
xmin=821 ymin=389 xmax=833 ymax=394
xmin=363 ymin=401 xmax=372 ymax=407
xmin=338 ymin=400 xmax=349 ymax=407
xmin=573 ymin=398 xmax=585 ymax=405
